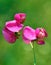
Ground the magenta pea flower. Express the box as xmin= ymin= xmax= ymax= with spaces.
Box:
xmin=22 ymin=27 xmax=48 ymax=45
xmin=22 ymin=26 xmax=48 ymax=65
xmin=22 ymin=26 xmax=37 ymax=44
xmin=2 ymin=27 xmax=17 ymax=43
xmin=2 ymin=20 xmax=23 ymax=43
xmin=35 ymin=28 xmax=48 ymax=45
xmin=14 ymin=13 xmax=26 ymax=24
xmin=5 ymin=20 xmax=24 ymax=32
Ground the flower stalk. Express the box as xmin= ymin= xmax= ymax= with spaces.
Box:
xmin=33 ymin=43 xmax=36 ymax=65
xmin=30 ymin=42 xmax=36 ymax=65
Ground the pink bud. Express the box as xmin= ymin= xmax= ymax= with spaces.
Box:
xmin=22 ymin=26 xmax=36 ymax=44
xmin=37 ymin=39 xmax=45 ymax=45
xmin=35 ymin=28 xmax=48 ymax=39
xmin=6 ymin=20 xmax=24 ymax=32
xmin=14 ymin=13 xmax=26 ymax=24
xmin=2 ymin=27 xmax=17 ymax=43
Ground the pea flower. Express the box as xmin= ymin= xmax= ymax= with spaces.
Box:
xmin=2 ymin=20 xmax=24 ymax=43
xmin=14 ymin=13 xmax=26 ymax=24
xmin=22 ymin=26 xmax=48 ymax=45
xmin=2 ymin=27 xmax=17 ymax=43
xmin=35 ymin=28 xmax=48 ymax=45
xmin=22 ymin=26 xmax=37 ymax=44
xmin=2 ymin=20 xmax=23 ymax=43
xmin=22 ymin=26 xmax=48 ymax=65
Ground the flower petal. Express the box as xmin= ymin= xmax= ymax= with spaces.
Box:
xmin=6 ymin=20 xmax=24 ymax=32
xmin=23 ymin=26 xmax=36 ymax=40
xmin=14 ymin=13 xmax=26 ymax=24
xmin=22 ymin=34 xmax=31 ymax=44
xmin=2 ymin=27 xmax=17 ymax=43
xmin=43 ymin=28 xmax=48 ymax=37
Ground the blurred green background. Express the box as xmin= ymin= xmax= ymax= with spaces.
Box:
xmin=0 ymin=0 xmax=51 ymax=65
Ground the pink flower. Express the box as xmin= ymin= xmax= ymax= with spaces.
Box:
xmin=2 ymin=27 xmax=17 ymax=43
xmin=2 ymin=20 xmax=23 ymax=43
xmin=35 ymin=28 xmax=48 ymax=45
xmin=14 ymin=13 xmax=26 ymax=24
xmin=22 ymin=26 xmax=37 ymax=44
xmin=5 ymin=20 xmax=24 ymax=32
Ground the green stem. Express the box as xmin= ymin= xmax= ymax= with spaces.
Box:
xmin=33 ymin=43 xmax=36 ymax=65
xmin=30 ymin=42 xmax=36 ymax=65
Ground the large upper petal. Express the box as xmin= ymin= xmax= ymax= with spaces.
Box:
xmin=23 ymin=26 xmax=36 ymax=40
xmin=5 ymin=20 xmax=24 ymax=32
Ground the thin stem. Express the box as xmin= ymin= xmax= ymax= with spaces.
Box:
xmin=33 ymin=43 xmax=36 ymax=65
xmin=30 ymin=42 xmax=36 ymax=65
